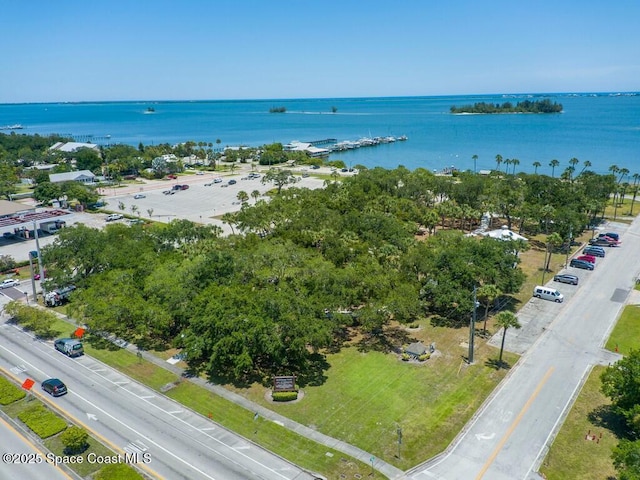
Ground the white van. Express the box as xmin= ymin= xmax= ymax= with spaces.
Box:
xmin=533 ymin=286 xmax=564 ymax=303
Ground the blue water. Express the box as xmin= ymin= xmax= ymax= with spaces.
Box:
xmin=1 ymin=93 xmax=639 ymax=175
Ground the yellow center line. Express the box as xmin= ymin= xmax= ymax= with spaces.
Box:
xmin=476 ymin=366 xmax=555 ymax=480
xmin=0 ymin=366 xmax=163 ymax=480
xmin=0 ymin=415 xmax=75 ymax=480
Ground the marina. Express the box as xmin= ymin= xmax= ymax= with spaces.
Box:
xmin=285 ymin=134 xmax=408 ymax=158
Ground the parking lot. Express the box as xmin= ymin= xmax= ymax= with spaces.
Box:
xmin=1 ymin=167 xmax=329 ymax=264
xmin=100 ymin=169 xmax=325 ymax=231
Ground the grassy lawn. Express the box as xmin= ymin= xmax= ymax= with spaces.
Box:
xmin=604 ymin=305 xmax=640 ymax=356
xmin=44 ymin=435 xmax=122 ymax=478
xmin=540 ymin=366 xmax=623 ymax=480
xmin=228 ymin=321 xmax=517 ymax=470
xmin=166 ymin=382 xmax=372 ymax=478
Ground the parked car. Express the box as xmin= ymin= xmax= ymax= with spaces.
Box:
xmin=41 ymin=378 xmax=67 ymax=397
xmin=311 ymin=165 xmax=320 ymax=169
xmin=167 ymin=174 xmax=178 ymax=179
xmin=196 ymin=171 xmax=204 ymax=175
xmin=577 ymin=254 xmax=596 ymax=264
xmin=133 ymin=194 xmax=146 ymax=199
xmin=0 ymin=278 xmax=20 ymax=289
xmin=204 ymin=182 xmax=213 ymax=186
xmin=570 ymin=258 xmax=595 ymax=270
xmin=228 ymin=179 xmax=237 ymax=185
xmin=213 ymin=178 xmax=223 ymax=183
xmin=105 ymin=214 xmax=123 ymax=222
xmin=553 ymin=274 xmax=579 ymax=285
xmin=533 ymin=286 xmax=564 ymax=303
xmin=162 ymin=190 xmax=175 ymax=195
xmin=583 ymin=246 xmax=606 ymax=257
xmin=588 ymin=238 xmax=619 ymax=247
xmin=598 ymin=232 xmax=619 ymax=241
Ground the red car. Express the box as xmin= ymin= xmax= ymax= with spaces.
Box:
xmin=167 ymin=174 xmax=178 ymax=180
xmin=577 ymin=255 xmax=596 ymax=264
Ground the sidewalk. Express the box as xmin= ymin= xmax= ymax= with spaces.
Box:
xmin=121 ymin=342 xmax=404 ymax=480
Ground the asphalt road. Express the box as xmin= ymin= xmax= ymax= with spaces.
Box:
xmin=407 ymin=219 xmax=640 ymax=480
xmin=0 ymin=413 xmax=76 ymax=480
xmin=0 ymin=323 xmax=317 ymax=480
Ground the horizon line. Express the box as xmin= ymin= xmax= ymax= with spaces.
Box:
xmin=1 ymin=91 xmax=638 ymax=106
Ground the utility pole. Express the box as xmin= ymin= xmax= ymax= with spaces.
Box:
xmin=33 ymin=221 xmax=45 ymax=297
xmin=565 ymin=226 xmax=573 ymax=267
xmin=28 ymin=251 xmax=37 ymax=302
xmin=468 ymin=286 xmax=477 ymax=364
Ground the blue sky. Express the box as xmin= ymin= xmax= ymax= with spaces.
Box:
xmin=2 ymin=0 xmax=639 ymax=103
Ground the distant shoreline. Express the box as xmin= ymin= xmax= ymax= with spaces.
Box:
xmin=1 ymin=91 xmax=638 ymax=106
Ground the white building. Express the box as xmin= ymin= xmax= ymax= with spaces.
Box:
xmin=49 ymin=142 xmax=100 ymax=153
xmin=283 ymin=141 xmax=330 ymax=158
xmin=49 ymin=170 xmax=97 ymax=184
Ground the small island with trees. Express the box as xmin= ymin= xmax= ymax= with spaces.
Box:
xmin=269 ymin=106 xmax=287 ymax=113
xmin=450 ymin=98 xmax=563 ymax=114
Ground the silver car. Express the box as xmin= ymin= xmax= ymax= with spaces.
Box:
xmin=0 ymin=278 xmax=20 ymax=289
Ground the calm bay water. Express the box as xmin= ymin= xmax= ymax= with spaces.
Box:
xmin=1 ymin=93 xmax=638 ymax=175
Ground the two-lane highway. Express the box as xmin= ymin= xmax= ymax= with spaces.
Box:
xmin=408 ymin=220 xmax=640 ymax=480
xmin=0 ymin=322 xmax=316 ymax=480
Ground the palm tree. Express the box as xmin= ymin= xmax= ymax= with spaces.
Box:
xmin=549 ymin=159 xmax=560 ymax=177
xmin=579 ymin=160 xmax=592 ymax=177
xmin=504 ymin=158 xmax=512 ymax=173
xmin=511 ymin=158 xmax=520 ymax=175
xmin=495 ymin=154 xmax=503 ymax=172
xmin=543 ymin=232 xmax=564 ymax=281
xmin=630 ymin=173 xmax=640 ymax=215
xmin=532 ymin=161 xmax=541 ymax=174
xmin=146 ymin=208 xmax=154 ymax=218
xmin=237 ymin=190 xmax=249 ymax=203
xmin=472 ymin=154 xmax=478 ymax=173
xmin=477 ymin=284 xmax=502 ymax=335
xmin=540 ymin=204 xmax=555 ymax=234
xmin=495 ymin=311 xmax=521 ymax=366
xmin=221 ymin=212 xmax=236 ymax=235
xmin=251 ymin=190 xmax=260 ymax=204
xmin=569 ymin=157 xmax=579 ymax=170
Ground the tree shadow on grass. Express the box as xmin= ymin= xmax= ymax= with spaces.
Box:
xmin=587 ymin=404 xmax=627 ymax=440
xmin=355 ymin=326 xmax=413 ymax=354
xmin=84 ymin=333 xmax=122 ymax=351
xmin=485 ymin=358 xmax=512 ymax=370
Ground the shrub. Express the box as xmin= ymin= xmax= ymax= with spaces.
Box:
xmin=272 ymin=391 xmax=298 ymax=402
xmin=418 ymin=353 xmax=431 ymax=362
xmin=0 ymin=376 xmax=26 ymax=405
xmin=17 ymin=404 xmax=67 ymax=438
xmin=60 ymin=426 xmax=89 ymax=454
xmin=402 ymin=353 xmax=410 ymax=361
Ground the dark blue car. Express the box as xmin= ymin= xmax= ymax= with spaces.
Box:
xmin=570 ymin=259 xmax=594 ymax=271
